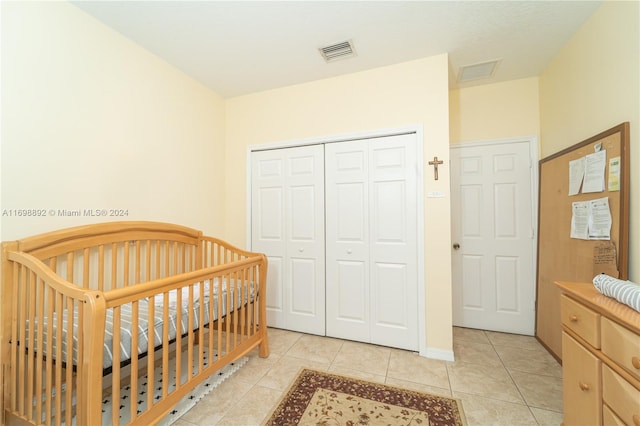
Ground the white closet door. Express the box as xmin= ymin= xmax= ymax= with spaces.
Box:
xmin=325 ymin=140 xmax=371 ymax=341
xmin=326 ymin=134 xmax=418 ymax=350
xmin=251 ymin=145 xmax=325 ymax=335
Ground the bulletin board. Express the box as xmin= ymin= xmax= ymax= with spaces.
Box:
xmin=535 ymin=122 xmax=630 ymax=360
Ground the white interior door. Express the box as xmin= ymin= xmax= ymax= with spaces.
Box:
xmin=251 ymin=145 xmax=325 ymax=335
xmin=326 ymin=134 xmax=418 ymax=350
xmin=450 ymin=140 xmax=536 ymax=335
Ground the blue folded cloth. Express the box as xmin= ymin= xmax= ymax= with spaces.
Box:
xmin=593 ymin=274 xmax=640 ymax=312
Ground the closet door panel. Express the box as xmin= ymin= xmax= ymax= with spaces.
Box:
xmin=326 ymin=140 xmax=370 ymax=341
xmin=252 ymin=145 xmax=325 ymax=335
xmin=334 ymin=260 xmax=368 ymax=324
xmin=252 ymin=153 xmax=287 ymax=328
xmin=369 ymin=135 xmax=418 ymax=350
xmin=290 ymin=258 xmax=318 ymax=316
xmin=284 ymin=146 xmax=325 ymax=334
xmin=373 ymin=263 xmax=408 ymax=326
xmin=265 ymin=257 xmax=284 ymax=315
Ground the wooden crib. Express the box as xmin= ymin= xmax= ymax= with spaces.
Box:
xmin=1 ymin=221 xmax=269 ymax=425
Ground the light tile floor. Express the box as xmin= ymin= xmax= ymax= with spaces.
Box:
xmin=175 ymin=327 xmax=563 ymax=426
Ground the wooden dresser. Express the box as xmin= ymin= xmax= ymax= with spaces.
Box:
xmin=556 ymin=281 xmax=640 ymax=426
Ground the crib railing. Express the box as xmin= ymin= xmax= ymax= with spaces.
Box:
xmin=1 ymin=224 xmax=269 ymax=426
xmin=2 ymin=248 xmax=99 ymax=426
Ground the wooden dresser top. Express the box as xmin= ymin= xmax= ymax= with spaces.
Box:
xmin=556 ymin=281 xmax=640 ymax=335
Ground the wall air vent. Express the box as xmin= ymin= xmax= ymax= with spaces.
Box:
xmin=319 ymin=40 xmax=356 ymax=63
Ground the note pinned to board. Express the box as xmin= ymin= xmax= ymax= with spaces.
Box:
xmin=593 ymin=241 xmax=619 ymax=278
xmin=568 ymin=157 xmax=585 ymax=196
xmin=608 ymin=156 xmax=621 ymax=191
xmin=582 ymin=150 xmax=607 ymax=193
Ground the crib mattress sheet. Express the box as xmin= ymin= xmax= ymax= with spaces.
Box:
xmin=27 ymin=280 xmax=253 ymax=369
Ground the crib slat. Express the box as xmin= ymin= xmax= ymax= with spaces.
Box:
xmin=145 ymin=240 xmax=151 ymax=284
xmin=44 ymin=286 xmax=54 ymax=426
xmin=187 ymin=286 xmax=194 ymax=381
xmin=173 ymin=241 xmax=179 ymax=277
xmin=112 ymin=305 xmax=121 ymax=426
xmin=124 ymin=242 xmax=130 ymax=287
xmin=175 ymin=289 xmax=182 ymax=391
xmin=16 ymin=264 xmax=27 ymax=415
xmin=217 ymin=275 xmax=223 ymax=360
xmin=155 ymin=240 xmax=162 ymax=282
xmin=130 ymin=300 xmax=139 ymax=421
xmin=207 ymin=277 xmax=215 ymax=367
xmin=230 ymin=271 xmax=237 ymax=348
xmin=146 ymin=297 xmax=155 ymax=412
xmin=111 ymin=242 xmax=117 ymax=290
xmin=198 ymin=281 xmax=205 ymax=373
xmin=98 ymin=244 xmax=105 ymax=291
xmin=54 ymin=292 xmax=63 ymax=426
xmin=64 ymin=297 xmax=74 ymax=426
xmin=135 ymin=240 xmax=141 ymax=284
xmin=26 ymin=270 xmax=36 ymax=422
xmin=240 ymin=269 xmax=247 ymax=340
xmin=162 ymin=294 xmax=170 ymax=399
xmin=35 ymin=276 xmax=45 ymax=423
xmin=164 ymin=241 xmax=170 ymax=278
xmin=83 ymin=248 xmax=90 ymax=289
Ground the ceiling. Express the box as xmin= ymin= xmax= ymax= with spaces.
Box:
xmin=72 ymin=1 xmax=602 ymax=98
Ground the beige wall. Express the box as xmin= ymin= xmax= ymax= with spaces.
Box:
xmin=1 ymin=2 xmax=227 ymax=240
xmin=226 ymin=55 xmax=454 ymax=356
xmin=539 ymin=1 xmax=640 ymax=281
xmin=450 ymin=77 xmax=540 ymax=144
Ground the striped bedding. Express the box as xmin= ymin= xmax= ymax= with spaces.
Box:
xmin=27 ymin=280 xmax=253 ymax=369
xmin=593 ymin=273 xmax=640 ymax=312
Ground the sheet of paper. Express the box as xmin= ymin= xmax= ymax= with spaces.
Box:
xmin=588 ymin=197 xmax=612 ymax=240
xmin=608 ymin=156 xmax=621 ymax=191
xmin=582 ymin=150 xmax=606 ymax=193
xmin=568 ymin=157 xmax=585 ymax=196
xmin=593 ymin=241 xmax=619 ymax=278
xmin=570 ymin=201 xmax=589 ymax=240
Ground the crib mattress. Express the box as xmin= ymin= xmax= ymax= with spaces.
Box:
xmin=27 ymin=280 xmax=253 ymax=369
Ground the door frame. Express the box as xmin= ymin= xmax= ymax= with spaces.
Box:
xmin=246 ymin=125 xmax=426 ymax=354
xmin=450 ymin=135 xmax=540 ymax=334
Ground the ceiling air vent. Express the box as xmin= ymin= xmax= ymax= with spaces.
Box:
xmin=319 ymin=40 xmax=356 ymax=63
xmin=458 ymin=59 xmax=501 ymax=83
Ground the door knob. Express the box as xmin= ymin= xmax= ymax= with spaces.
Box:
xmin=347 ymin=249 xmax=353 ymax=254
xmin=298 ymin=247 xmax=305 ymax=252
xmin=453 ymin=243 xmax=460 ymax=250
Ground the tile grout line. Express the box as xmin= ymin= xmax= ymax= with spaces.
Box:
xmin=487 ymin=331 xmax=561 ymax=425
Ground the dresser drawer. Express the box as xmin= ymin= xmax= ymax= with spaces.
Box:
xmin=601 ymin=317 xmax=640 ymax=382
xmin=602 ymin=364 xmax=640 ymax=426
xmin=603 ymin=404 xmax=626 ymax=426
xmin=561 ymin=294 xmax=601 ymax=348
xmin=562 ymin=332 xmax=602 ymax=426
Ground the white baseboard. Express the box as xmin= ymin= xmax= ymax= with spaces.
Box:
xmin=420 ymin=347 xmax=455 ymax=362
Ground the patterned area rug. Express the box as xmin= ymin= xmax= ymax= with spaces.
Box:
xmin=265 ymin=368 xmax=466 ymax=426
xmin=102 ymin=354 xmax=248 ymax=425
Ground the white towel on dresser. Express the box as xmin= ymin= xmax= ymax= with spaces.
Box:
xmin=593 ymin=273 xmax=640 ymax=312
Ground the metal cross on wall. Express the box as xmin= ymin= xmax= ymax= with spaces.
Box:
xmin=428 ymin=156 xmax=444 ymax=180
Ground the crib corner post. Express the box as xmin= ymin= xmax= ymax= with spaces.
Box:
xmin=258 ymin=255 xmax=270 ymax=358
xmin=0 ymin=242 xmax=17 ymax=419
xmin=80 ymin=291 xmax=106 ymax=426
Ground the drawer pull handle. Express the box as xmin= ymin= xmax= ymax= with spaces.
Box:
xmin=632 ymin=357 xmax=640 ymax=369
xmin=578 ymin=382 xmax=590 ymax=391
xmin=569 ymin=315 xmax=578 ymax=322
xmin=632 ymin=414 xmax=640 ymax=426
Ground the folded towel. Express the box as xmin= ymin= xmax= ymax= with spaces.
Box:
xmin=593 ymin=274 xmax=640 ymax=312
